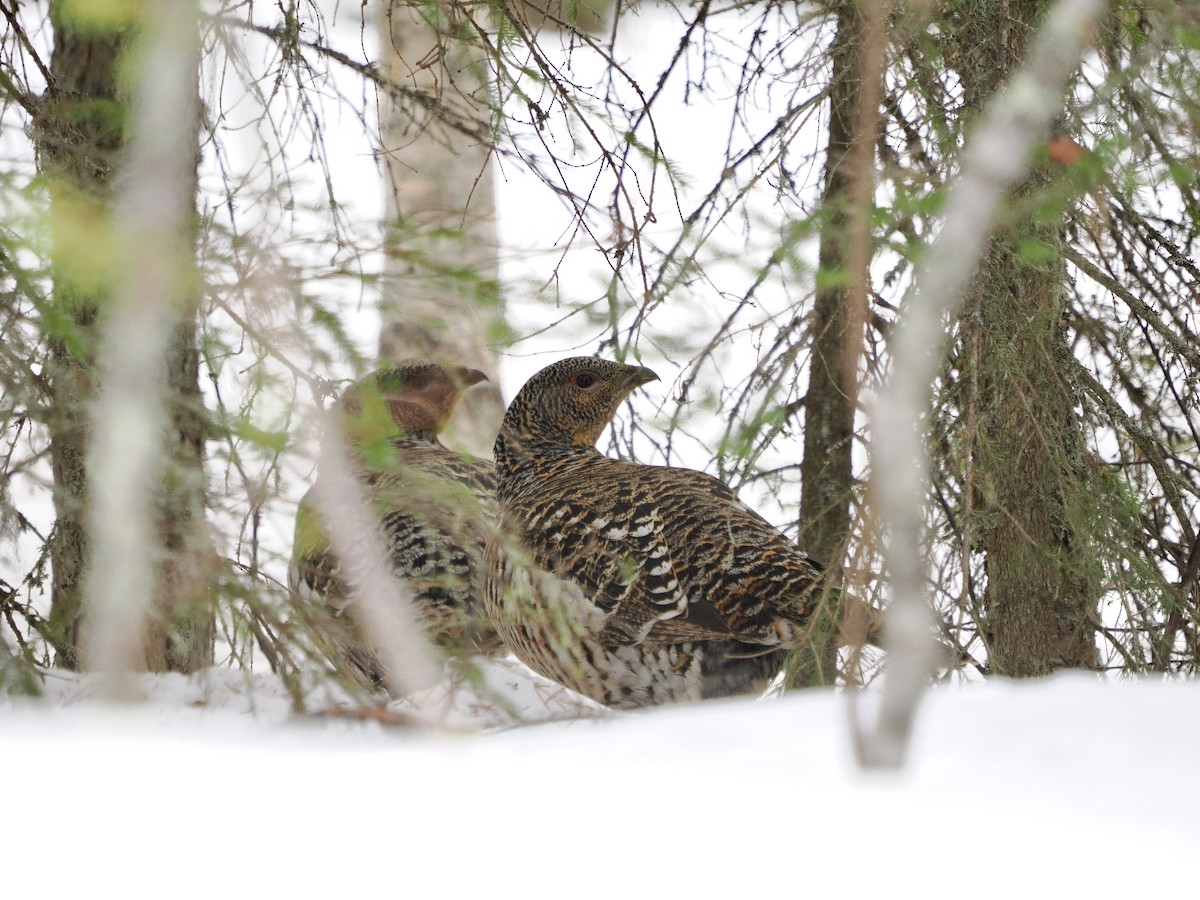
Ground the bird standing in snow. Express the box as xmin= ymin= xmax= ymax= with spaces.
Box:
xmin=485 ymin=356 xmax=825 ymax=708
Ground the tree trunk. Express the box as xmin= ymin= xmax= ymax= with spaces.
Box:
xmin=377 ymin=0 xmax=505 ymax=459
xmin=801 ymin=5 xmax=859 ymax=574
xmin=36 ymin=1 xmax=213 ymax=672
xmin=792 ymin=4 xmax=880 ymax=685
xmin=145 ymin=317 xmax=215 ymax=673
xmin=957 ymin=0 xmax=1098 ymax=675
xmin=37 ymin=4 xmax=128 ymax=668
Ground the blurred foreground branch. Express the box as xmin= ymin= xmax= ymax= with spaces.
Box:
xmin=80 ymin=0 xmax=203 ymax=682
xmin=306 ymin=408 xmax=444 ymax=706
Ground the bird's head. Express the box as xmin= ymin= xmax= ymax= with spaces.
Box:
xmin=336 ymin=361 xmax=488 ymax=453
xmin=499 ymin=357 xmax=659 ymax=451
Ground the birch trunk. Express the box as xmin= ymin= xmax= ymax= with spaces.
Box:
xmin=377 ymin=0 xmax=505 ymax=458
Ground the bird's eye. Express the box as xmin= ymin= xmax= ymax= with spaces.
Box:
xmin=573 ymin=372 xmax=596 ymax=389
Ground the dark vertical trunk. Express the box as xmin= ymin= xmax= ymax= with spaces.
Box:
xmin=147 ymin=317 xmax=215 ymax=673
xmin=957 ymin=1 xmax=1098 ymax=675
xmin=970 ymin=231 xmax=1099 ymax=675
xmin=792 ymin=6 xmax=868 ymax=686
xmin=37 ymin=1 xmax=213 ymax=672
xmin=37 ymin=5 xmax=128 ymax=668
xmin=801 ymin=7 xmax=858 ymax=564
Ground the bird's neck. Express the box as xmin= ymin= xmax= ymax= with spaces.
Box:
xmin=332 ymin=432 xmax=441 ymax=476
xmin=494 ymin=428 xmax=597 ymax=484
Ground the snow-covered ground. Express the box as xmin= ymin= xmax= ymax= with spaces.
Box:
xmin=3 ymin=670 xmax=1194 ymax=897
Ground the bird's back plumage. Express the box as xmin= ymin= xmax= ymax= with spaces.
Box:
xmin=486 ymin=356 xmax=823 ymax=708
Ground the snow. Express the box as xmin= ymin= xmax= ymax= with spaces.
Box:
xmin=3 ymin=671 xmax=1195 ymax=896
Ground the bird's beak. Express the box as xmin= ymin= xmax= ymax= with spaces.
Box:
xmin=627 ymin=366 xmax=659 ymax=388
xmin=450 ymin=366 xmax=489 ymax=389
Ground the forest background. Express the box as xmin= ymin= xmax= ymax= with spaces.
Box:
xmin=0 ymin=0 xmax=1197 ymax=774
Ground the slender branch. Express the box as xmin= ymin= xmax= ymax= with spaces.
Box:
xmin=1064 ymin=247 xmax=1200 ymax=375
xmin=1076 ymin=366 xmax=1195 ymax=544
xmin=0 ymin=2 xmax=52 ymax=101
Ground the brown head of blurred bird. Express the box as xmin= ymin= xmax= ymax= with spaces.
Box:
xmin=485 ymin=356 xmax=826 ymax=708
xmin=290 ymin=360 xmax=503 ymax=689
